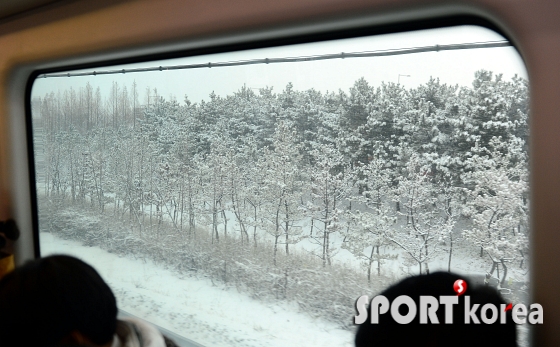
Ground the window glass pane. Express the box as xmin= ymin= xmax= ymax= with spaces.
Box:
xmin=31 ymin=25 xmax=529 ymax=347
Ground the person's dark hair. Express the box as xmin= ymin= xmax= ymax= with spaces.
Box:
xmin=0 ymin=219 xmax=20 ymax=249
xmin=355 ymin=271 xmax=517 ymax=347
xmin=0 ymin=255 xmax=117 ymax=346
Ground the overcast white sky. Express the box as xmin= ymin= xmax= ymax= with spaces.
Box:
xmin=31 ymin=25 xmax=527 ymax=105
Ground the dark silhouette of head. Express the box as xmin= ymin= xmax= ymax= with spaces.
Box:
xmin=355 ymin=271 xmax=517 ymax=347
xmin=0 ymin=255 xmax=117 ymax=346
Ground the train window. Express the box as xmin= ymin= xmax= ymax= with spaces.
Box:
xmin=30 ymin=24 xmax=529 ymax=347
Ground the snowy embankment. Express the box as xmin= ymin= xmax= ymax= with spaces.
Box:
xmin=40 ymin=232 xmax=355 ymax=347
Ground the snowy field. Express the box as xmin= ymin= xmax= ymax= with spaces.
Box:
xmin=41 ymin=232 xmax=355 ymax=347
xmin=40 ymin=226 xmax=529 ymax=347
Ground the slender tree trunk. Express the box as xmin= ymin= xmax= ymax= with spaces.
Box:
xmin=253 ymin=204 xmax=257 ymax=247
xmin=273 ymin=235 xmax=279 ymax=266
xmin=188 ymin=176 xmax=195 ymax=235
xmin=500 ymin=259 xmax=508 ymax=286
xmin=211 ymin=189 xmax=220 ymax=243
xmin=448 ymin=233 xmax=453 ymax=272
xmin=221 ymin=208 xmax=227 ymax=239
xmin=231 ymin=190 xmax=248 ymax=244
xmin=322 ymin=223 xmax=327 ymax=267
xmin=326 ymin=229 xmax=331 ymax=266
xmin=367 ymin=246 xmax=375 ymax=283
xmin=180 ymin=182 xmax=184 ymax=232
xmin=377 ymin=246 xmax=381 ymax=276
xmin=488 ymin=260 xmax=496 ymax=281
xmin=323 ymin=194 xmax=329 ymax=267
xmin=424 ymin=236 xmax=430 ymax=274
xmin=285 ymin=201 xmax=290 ymax=255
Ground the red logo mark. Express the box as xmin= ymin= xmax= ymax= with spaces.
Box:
xmin=453 ymin=279 xmax=467 ymax=296
xmin=505 ymin=303 xmax=513 ymax=312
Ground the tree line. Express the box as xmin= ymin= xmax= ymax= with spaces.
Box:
xmin=34 ymin=70 xmax=529 ymax=285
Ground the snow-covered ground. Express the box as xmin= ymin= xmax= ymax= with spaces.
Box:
xmin=40 ymin=232 xmax=355 ymax=347
xmin=37 ymin=198 xmax=529 ymax=347
xmin=97 ymin=202 xmax=524 ymax=282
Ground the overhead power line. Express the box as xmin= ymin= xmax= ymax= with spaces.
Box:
xmin=37 ymin=40 xmax=511 ymax=79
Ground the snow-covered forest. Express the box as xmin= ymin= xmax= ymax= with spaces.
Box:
xmin=33 ymin=70 xmax=529 ymax=335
